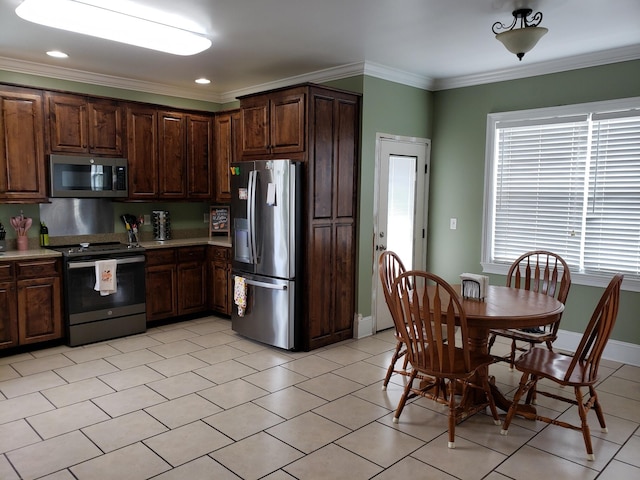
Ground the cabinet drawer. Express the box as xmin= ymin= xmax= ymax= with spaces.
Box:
xmin=210 ymin=246 xmax=230 ymax=261
xmin=146 ymin=248 xmax=176 ymax=266
xmin=0 ymin=263 xmax=14 ymax=281
xmin=178 ymin=246 xmax=207 ymax=262
xmin=16 ymin=259 xmax=59 ymax=279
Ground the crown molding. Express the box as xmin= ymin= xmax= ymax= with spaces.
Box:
xmin=218 ymin=62 xmax=368 ymax=103
xmin=432 ymin=45 xmax=640 ymax=91
xmin=1 ymin=45 xmax=639 ymax=105
xmin=0 ymin=56 xmax=225 ymax=103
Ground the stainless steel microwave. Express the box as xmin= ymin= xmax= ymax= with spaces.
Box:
xmin=49 ymin=155 xmax=128 ymax=198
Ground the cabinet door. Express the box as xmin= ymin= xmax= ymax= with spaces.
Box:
xmin=241 ymin=98 xmax=270 ymax=156
xmin=270 ymin=91 xmax=305 ymax=154
xmin=304 ymin=89 xmax=360 ymax=350
xmin=187 ymin=114 xmax=213 ymax=199
xmin=127 ymin=104 xmax=158 ymax=199
xmin=214 ymin=110 xmax=240 ymax=202
xmin=145 ymin=264 xmax=177 ymax=321
xmin=45 ymin=92 xmax=88 ymax=154
xmin=208 ymin=246 xmax=231 ymax=315
xmin=178 ymin=263 xmax=206 ymax=314
xmin=0 ymin=281 xmax=18 ymax=349
xmin=158 ymin=111 xmax=187 ymax=199
xmin=88 ymin=99 xmax=124 ymax=155
xmin=177 ymin=247 xmax=207 ymax=315
xmin=0 ymin=87 xmax=46 ymax=202
xmin=17 ymin=276 xmax=62 ymax=344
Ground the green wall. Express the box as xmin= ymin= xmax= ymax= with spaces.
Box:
xmin=328 ymin=76 xmax=433 ymax=317
xmin=429 ymin=60 xmax=640 ymax=345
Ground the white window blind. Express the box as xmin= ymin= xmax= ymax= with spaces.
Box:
xmin=485 ymin=98 xmax=640 ymax=287
xmin=585 ymin=114 xmax=640 ymax=275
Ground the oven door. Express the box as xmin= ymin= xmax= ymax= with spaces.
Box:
xmin=65 ymin=255 xmax=146 ymax=325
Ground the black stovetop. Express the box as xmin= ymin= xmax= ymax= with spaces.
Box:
xmin=48 ymin=242 xmax=145 ymax=258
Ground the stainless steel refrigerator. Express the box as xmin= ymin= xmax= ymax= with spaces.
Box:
xmin=230 ymin=159 xmax=302 ymax=350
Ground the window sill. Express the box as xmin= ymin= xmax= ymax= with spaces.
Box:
xmin=481 ymin=262 xmax=640 ymax=293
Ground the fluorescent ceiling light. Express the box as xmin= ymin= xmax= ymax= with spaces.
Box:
xmin=47 ymin=50 xmax=69 ymax=58
xmin=16 ymin=0 xmax=212 ymax=56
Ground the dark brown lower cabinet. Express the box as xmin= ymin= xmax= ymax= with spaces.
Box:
xmin=208 ymin=245 xmax=231 ymax=316
xmin=177 ymin=246 xmax=207 ymax=315
xmin=0 ymin=258 xmax=63 ymax=349
xmin=146 ymin=246 xmax=208 ymax=323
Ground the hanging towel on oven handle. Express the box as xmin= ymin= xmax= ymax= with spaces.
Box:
xmin=94 ymin=259 xmax=117 ymax=296
xmin=234 ymin=275 xmax=247 ymax=316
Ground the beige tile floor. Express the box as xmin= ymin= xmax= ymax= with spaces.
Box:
xmin=0 ymin=315 xmax=638 ymax=479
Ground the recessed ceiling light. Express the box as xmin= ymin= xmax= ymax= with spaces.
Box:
xmin=16 ymin=0 xmax=212 ymax=56
xmin=195 ymin=78 xmax=211 ymax=85
xmin=46 ymin=50 xmax=68 ymax=58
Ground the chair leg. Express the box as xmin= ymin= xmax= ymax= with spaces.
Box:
xmin=447 ymin=379 xmax=457 ymax=449
xmin=501 ymin=372 xmax=533 ymax=435
xmin=487 ymin=333 xmax=497 ymax=353
xmin=575 ymin=387 xmax=595 ymax=461
xmin=481 ymin=370 xmax=501 ymax=426
xmin=508 ymin=340 xmax=516 ymax=370
xmin=382 ymin=340 xmax=404 ymax=391
xmin=590 ymin=386 xmax=608 ymax=433
xmin=393 ymin=369 xmax=417 ymax=424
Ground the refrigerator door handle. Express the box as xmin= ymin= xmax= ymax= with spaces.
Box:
xmin=243 ymin=278 xmax=288 ymax=291
xmin=247 ymin=169 xmax=257 ymax=264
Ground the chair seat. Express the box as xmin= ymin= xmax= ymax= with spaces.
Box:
xmin=490 ymin=327 xmax=555 ymax=342
xmin=515 ymin=347 xmax=597 ymax=386
xmin=414 ymin=347 xmax=494 ymax=379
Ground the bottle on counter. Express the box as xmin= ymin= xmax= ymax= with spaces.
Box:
xmin=40 ymin=221 xmax=49 ymax=247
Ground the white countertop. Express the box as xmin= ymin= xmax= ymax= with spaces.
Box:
xmin=0 ymin=237 xmax=231 ymax=261
xmin=140 ymin=237 xmax=231 ymax=249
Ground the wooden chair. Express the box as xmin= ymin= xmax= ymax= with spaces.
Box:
xmin=390 ymin=270 xmax=500 ymax=449
xmin=378 ymin=251 xmax=410 ymax=390
xmin=500 ymin=273 xmax=623 ymax=461
xmin=488 ymin=250 xmax=571 ymax=369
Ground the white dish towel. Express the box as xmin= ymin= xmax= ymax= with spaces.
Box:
xmin=94 ymin=259 xmax=117 ymax=296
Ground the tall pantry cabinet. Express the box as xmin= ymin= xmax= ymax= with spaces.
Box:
xmin=238 ymin=84 xmax=361 ymax=351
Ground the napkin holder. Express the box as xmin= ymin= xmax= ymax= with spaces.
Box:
xmin=460 ymin=273 xmax=489 ymax=301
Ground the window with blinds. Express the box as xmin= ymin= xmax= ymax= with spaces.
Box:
xmin=483 ymin=97 xmax=640 ymax=288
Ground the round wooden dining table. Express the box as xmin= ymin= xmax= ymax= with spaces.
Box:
xmin=428 ymin=284 xmax=565 ymax=416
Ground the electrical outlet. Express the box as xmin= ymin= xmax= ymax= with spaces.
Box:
xmin=450 ymin=218 xmax=457 ymax=230
xmin=143 ymin=214 xmax=150 ymax=225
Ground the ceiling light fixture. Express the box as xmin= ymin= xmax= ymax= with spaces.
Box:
xmin=492 ymin=8 xmax=548 ymax=61
xmin=195 ymin=78 xmax=211 ymax=85
xmin=16 ymin=0 xmax=211 ymax=56
xmin=46 ymin=50 xmax=68 ymax=58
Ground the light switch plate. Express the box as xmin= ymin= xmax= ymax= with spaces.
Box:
xmin=450 ymin=218 xmax=457 ymax=230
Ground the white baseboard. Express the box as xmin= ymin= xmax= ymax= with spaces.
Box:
xmin=354 ymin=314 xmax=373 ymax=339
xmin=355 ymin=316 xmax=639 ymax=366
xmin=555 ymin=329 xmax=640 ymax=367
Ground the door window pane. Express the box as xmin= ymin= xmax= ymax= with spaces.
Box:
xmin=387 ymin=155 xmax=416 ymax=269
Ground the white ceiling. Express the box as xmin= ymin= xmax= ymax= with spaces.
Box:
xmin=1 ymin=0 xmax=639 ymax=104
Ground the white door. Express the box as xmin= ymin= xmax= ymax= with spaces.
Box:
xmin=373 ymin=134 xmax=430 ymax=332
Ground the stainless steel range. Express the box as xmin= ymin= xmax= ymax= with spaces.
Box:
xmin=49 ymin=242 xmax=146 ymax=346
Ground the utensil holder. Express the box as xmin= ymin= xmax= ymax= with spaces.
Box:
xmin=16 ymin=236 xmax=28 ymax=251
